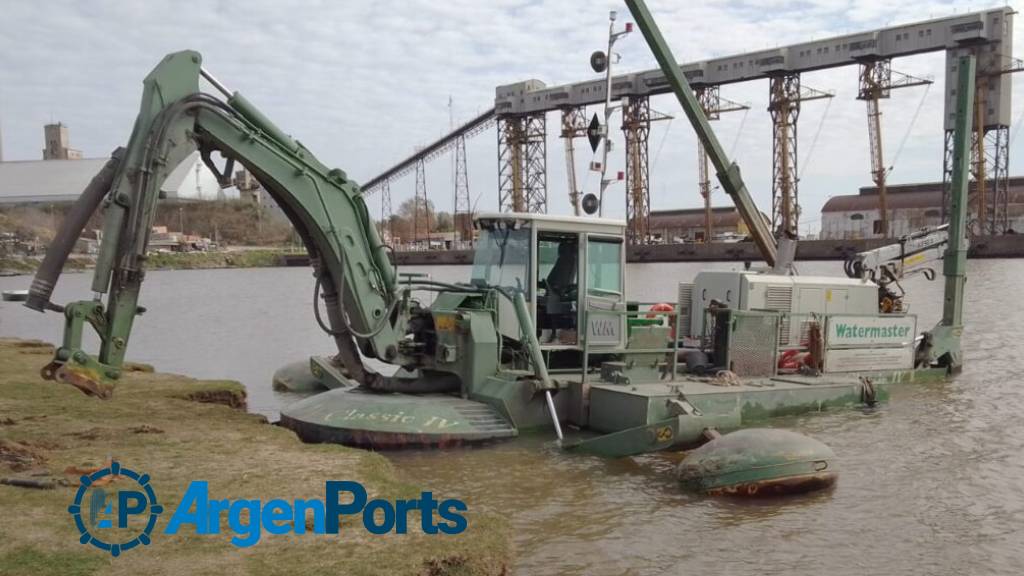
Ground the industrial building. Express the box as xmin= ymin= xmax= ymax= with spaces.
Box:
xmin=42 ymin=123 xmax=82 ymax=160
xmin=0 ymin=157 xmax=112 ymax=205
xmin=648 ymin=207 xmax=758 ymax=242
xmin=820 ymin=178 xmax=1024 ymax=239
xmin=233 ymin=168 xmax=288 ymax=222
xmin=0 ymin=123 xmax=230 ymax=205
xmin=0 ymin=154 xmax=227 ymax=205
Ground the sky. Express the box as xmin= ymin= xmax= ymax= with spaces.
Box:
xmin=0 ymin=0 xmax=1020 ymax=235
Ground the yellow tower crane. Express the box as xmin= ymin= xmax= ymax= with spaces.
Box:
xmin=695 ymin=86 xmax=749 ymax=243
xmin=856 ymin=60 xmax=932 ymax=238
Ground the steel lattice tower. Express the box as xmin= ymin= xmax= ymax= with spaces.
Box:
xmin=767 ymin=74 xmax=832 ymax=238
xmin=497 ymin=113 xmax=547 ymax=213
xmin=623 ymin=96 xmax=651 ymax=244
xmin=857 ymin=59 xmax=932 ymax=238
xmin=695 ymin=87 xmax=718 ymax=244
xmin=453 ymin=134 xmax=471 ymax=241
xmin=560 ymin=106 xmax=588 ymax=215
xmin=414 ymin=158 xmax=429 ymax=242
xmin=860 ymin=61 xmax=890 ymax=238
xmin=941 ymin=80 xmax=1011 ymax=235
xmin=985 ymin=126 xmax=1010 ymax=234
xmin=769 ymin=73 xmax=801 ymax=239
xmin=380 ymin=177 xmax=393 ymax=244
xmin=941 ymin=44 xmax=1019 ymax=235
xmin=497 ymin=116 xmax=525 ymax=212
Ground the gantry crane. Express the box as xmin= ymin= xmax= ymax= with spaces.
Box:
xmin=961 ymin=55 xmax=1024 ymax=235
xmin=768 ymin=75 xmax=833 ymax=239
xmin=856 ymin=60 xmax=932 ymax=238
xmin=560 ymin=106 xmax=589 ymax=216
xmin=695 ymin=86 xmax=749 ymax=243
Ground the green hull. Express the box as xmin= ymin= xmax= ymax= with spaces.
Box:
xmin=280 ymin=387 xmax=516 ymax=448
xmin=277 ymin=356 xmax=947 ymax=453
xmin=564 ymin=367 xmax=948 ymax=458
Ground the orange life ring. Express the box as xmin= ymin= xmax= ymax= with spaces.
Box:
xmin=778 ymin=349 xmax=811 ymax=371
xmin=646 ymin=302 xmax=677 ymax=339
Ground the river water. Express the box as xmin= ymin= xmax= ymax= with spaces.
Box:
xmin=2 ymin=261 xmax=1022 ymax=575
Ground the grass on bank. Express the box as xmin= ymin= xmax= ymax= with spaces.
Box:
xmin=145 ymin=250 xmax=287 ymax=270
xmin=0 ymin=339 xmax=510 ymax=576
xmin=0 ymin=250 xmax=291 ymax=276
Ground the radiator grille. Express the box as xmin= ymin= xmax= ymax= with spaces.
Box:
xmin=764 ymin=286 xmax=793 ymax=346
xmin=677 ymin=283 xmax=693 ymax=338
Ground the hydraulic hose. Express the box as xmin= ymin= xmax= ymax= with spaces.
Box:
xmin=313 ymin=274 xmax=398 ymax=339
xmin=25 ymin=149 xmax=124 ymax=312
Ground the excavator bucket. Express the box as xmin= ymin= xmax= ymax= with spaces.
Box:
xmin=41 ymin=361 xmax=114 ymax=399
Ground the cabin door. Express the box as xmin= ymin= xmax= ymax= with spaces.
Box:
xmin=584 ymin=235 xmax=625 ymax=349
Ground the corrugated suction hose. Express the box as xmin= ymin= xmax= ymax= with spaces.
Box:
xmin=24 ymin=148 xmax=124 ymax=312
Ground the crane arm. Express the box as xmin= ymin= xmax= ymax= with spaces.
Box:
xmin=843 ymin=224 xmax=959 ymax=312
xmin=844 ymin=224 xmax=951 ymax=285
xmin=624 ymin=0 xmax=778 ymax=267
xmin=26 ymin=51 xmax=401 ymax=394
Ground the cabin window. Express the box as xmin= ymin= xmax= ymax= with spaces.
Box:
xmin=850 ymin=213 xmax=864 ymax=221
xmin=470 ymin=225 xmax=531 ymax=297
xmin=873 ymin=220 xmax=884 ymax=234
xmin=587 ymin=237 xmax=623 ymax=297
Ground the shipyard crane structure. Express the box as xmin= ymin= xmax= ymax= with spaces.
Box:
xmin=352 ymin=8 xmax=1013 ymax=247
xmin=494 ymin=8 xmax=1012 ymax=242
xmin=695 ymin=88 xmax=749 ymax=243
xmin=766 ymin=79 xmax=832 ymax=239
xmin=941 ymin=51 xmax=1024 ymax=235
xmin=856 ymin=62 xmax=933 ymax=238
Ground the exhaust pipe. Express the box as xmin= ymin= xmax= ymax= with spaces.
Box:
xmin=25 ymin=148 xmax=124 ymax=312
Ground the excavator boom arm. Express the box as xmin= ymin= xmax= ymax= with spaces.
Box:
xmin=27 ymin=51 xmax=401 ymax=390
xmin=625 ymin=0 xmax=778 ymax=266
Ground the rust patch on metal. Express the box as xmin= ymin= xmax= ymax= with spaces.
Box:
xmin=706 ymin=471 xmax=837 ymax=497
xmin=47 ymin=363 xmax=113 ymax=399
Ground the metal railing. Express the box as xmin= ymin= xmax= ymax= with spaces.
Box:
xmin=578 ymin=302 xmax=684 ymax=384
xmin=575 ymin=304 xmax=919 ymax=383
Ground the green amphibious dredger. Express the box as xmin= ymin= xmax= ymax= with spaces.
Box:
xmin=26 ymin=0 xmax=974 ymax=495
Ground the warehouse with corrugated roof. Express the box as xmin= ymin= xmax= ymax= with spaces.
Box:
xmin=648 ymin=206 xmax=767 ymax=242
xmin=820 ymin=178 xmax=1024 ymax=239
xmin=0 ymin=152 xmax=229 ymax=206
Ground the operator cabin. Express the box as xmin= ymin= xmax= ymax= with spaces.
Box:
xmin=470 ymin=212 xmax=625 ymax=349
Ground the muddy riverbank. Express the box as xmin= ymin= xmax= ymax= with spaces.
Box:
xmin=0 ymin=339 xmax=510 ymax=576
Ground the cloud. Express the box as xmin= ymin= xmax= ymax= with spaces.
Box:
xmin=0 ymin=0 xmax=1018 ymax=234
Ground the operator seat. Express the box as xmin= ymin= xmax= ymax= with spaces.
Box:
xmin=545 ymin=242 xmax=578 ymax=326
